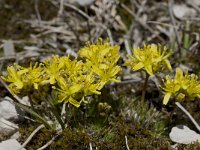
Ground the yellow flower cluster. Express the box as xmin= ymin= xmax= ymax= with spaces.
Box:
xmin=162 ymin=68 xmax=200 ymax=105
xmin=79 ymin=39 xmax=121 ymax=87
xmin=2 ymin=40 xmax=121 ymax=107
xmin=1 ymin=63 xmax=45 ymax=94
xmin=124 ymin=44 xmax=172 ymax=75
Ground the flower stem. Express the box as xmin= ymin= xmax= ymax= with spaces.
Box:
xmin=175 ymin=102 xmax=200 ymax=132
xmin=141 ymin=72 xmax=149 ymax=102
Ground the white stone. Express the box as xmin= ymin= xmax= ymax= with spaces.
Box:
xmin=169 ymin=125 xmax=200 ymax=144
xmin=0 ymin=118 xmax=18 ymax=137
xmin=68 ymin=0 xmax=95 ymax=6
xmin=0 ymin=99 xmax=18 ymax=121
xmin=10 ymin=131 xmax=21 ymax=140
xmin=172 ymin=4 xmax=196 ymax=19
xmin=0 ymin=97 xmax=25 ymax=121
xmin=21 ymin=96 xmax=31 ymax=107
xmin=0 ymin=139 xmax=25 ymax=150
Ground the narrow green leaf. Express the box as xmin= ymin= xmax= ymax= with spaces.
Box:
xmin=49 ymin=100 xmax=65 ymax=130
xmin=13 ymin=102 xmax=52 ymax=129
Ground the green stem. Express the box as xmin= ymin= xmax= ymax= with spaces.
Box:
xmin=141 ymin=72 xmax=149 ymax=102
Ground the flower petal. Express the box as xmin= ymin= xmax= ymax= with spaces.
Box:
xmin=164 ymin=59 xmax=172 ymax=70
xmin=68 ymin=97 xmax=80 ymax=107
xmin=133 ymin=62 xmax=144 ymax=71
xmin=69 ymin=84 xmax=82 ymax=94
xmin=145 ymin=65 xmax=153 ymax=75
xmin=163 ymin=93 xmax=171 ymax=105
xmin=14 ymin=81 xmax=23 ymax=89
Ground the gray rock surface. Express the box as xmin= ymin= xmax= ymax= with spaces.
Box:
xmin=0 ymin=99 xmax=19 ymax=121
xmin=0 ymin=118 xmax=18 ymax=137
xmin=0 ymin=139 xmax=25 ymax=150
xmin=68 ymin=0 xmax=95 ymax=6
xmin=169 ymin=125 xmax=200 ymax=144
xmin=172 ymin=4 xmax=196 ymax=19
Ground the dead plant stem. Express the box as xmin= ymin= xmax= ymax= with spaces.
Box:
xmin=175 ymin=102 xmax=200 ymax=133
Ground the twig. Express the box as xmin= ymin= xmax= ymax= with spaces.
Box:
xmin=58 ymin=0 xmax=65 ymax=17
xmin=0 ymin=118 xmax=18 ymax=130
xmin=61 ymin=101 xmax=67 ymax=121
xmin=189 ymin=42 xmax=199 ymax=52
xmin=89 ymin=143 xmax=93 ymax=150
xmin=118 ymin=79 xmax=142 ymax=84
xmin=34 ymin=0 xmax=41 ymax=25
xmin=124 ymin=39 xmax=132 ymax=55
xmin=37 ymin=131 xmax=61 ymax=150
xmin=19 ymin=124 xmax=45 ymax=150
xmin=147 ymin=21 xmax=179 ymax=29
xmin=59 ymin=2 xmax=113 ymax=43
xmin=120 ymin=3 xmax=165 ymax=42
xmin=186 ymin=0 xmax=200 ymax=13
xmin=125 ymin=135 xmax=130 ymax=150
xmin=175 ymin=102 xmax=200 ymax=132
xmin=168 ymin=0 xmax=181 ymax=57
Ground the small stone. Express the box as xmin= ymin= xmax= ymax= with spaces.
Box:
xmin=21 ymin=96 xmax=31 ymax=106
xmin=0 ymin=97 xmax=25 ymax=121
xmin=3 ymin=40 xmax=15 ymax=57
xmin=0 ymin=139 xmax=25 ymax=150
xmin=10 ymin=131 xmax=21 ymax=140
xmin=172 ymin=4 xmax=196 ymax=19
xmin=68 ymin=0 xmax=95 ymax=6
xmin=0 ymin=99 xmax=18 ymax=121
xmin=169 ymin=125 xmax=200 ymax=144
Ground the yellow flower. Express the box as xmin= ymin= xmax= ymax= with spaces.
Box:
xmin=2 ymin=39 xmax=121 ymax=108
xmin=44 ymin=55 xmax=68 ymax=84
xmin=79 ymin=38 xmax=121 ymax=85
xmin=23 ymin=63 xmax=45 ymax=90
xmin=54 ymin=58 xmax=102 ymax=107
xmin=1 ymin=65 xmax=28 ymax=92
xmin=162 ymin=68 xmax=200 ymax=104
xmin=2 ymin=63 xmax=45 ymax=93
xmin=124 ymin=44 xmax=172 ymax=75
xmin=55 ymin=76 xmax=82 ymax=107
xmin=162 ymin=75 xmax=180 ymax=105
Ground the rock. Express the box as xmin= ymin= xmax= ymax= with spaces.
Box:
xmin=172 ymin=4 xmax=196 ymax=19
xmin=3 ymin=40 xmax=15 ymax=57
xmin=0 ymin=139 xmax=25 ymax=150
xmin=169 ymin=125 xmax=200 ymax=144
xmin=10 ymin=131 xmax=21 ymax=140
xmin=0 ymin=96 xmax=25 ymax=122
xmin=68 ymin=0 xmax=95 ymax=6
xmin=20 ymin=96 xmax=31 ymax=107
xmin=0 ymin=99 xmax=18 ymax=121
xmin=0 ymin=118 xmax=18 ymax=137
xmin=0 ymin=97 xmax=25 ymax=121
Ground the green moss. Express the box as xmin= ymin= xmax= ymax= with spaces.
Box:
xmin=176 ymin=141 xmax=200 ymax=150
xmin=19 ymin=117 xmax=172 ymax=149
xmin=119 ymin=96 xmax=168 ymax=136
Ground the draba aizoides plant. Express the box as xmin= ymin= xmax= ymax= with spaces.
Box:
xmin=124 ymin=44 xmax=172 ymax=101
xmin=161 ymin=68 xmax=200 ymax=105
xmin=161 ymin=67 xmax=200 ymax=132
xmin=1 ymin=39 xmax=121 ymax=129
